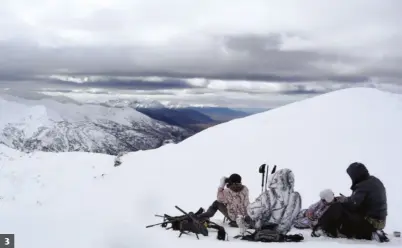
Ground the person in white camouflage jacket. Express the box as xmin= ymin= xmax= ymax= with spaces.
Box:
xmin=246 ymin=168 xmax=301 ymax=234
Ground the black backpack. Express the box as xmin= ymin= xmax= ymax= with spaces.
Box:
xmin=161 ymin=208 xmax=227 ymax=240
xmin=235 ymin=223 xmax=304 ymax=242
xmin=162 ymin=208 xmax=209 ymax=235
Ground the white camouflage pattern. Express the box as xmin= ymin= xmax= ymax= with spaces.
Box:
xmin=247 ymin=168 xmax=301 ymax=234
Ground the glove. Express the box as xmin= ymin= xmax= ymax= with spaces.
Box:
xmin=219 ymin=177 xmax=227 ymax=188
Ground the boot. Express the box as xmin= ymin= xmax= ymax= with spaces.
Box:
xmin=372 ymin=230 xmax=390 ymax=243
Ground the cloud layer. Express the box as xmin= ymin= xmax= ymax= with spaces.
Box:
xmin=1 ymin=0 xmax=402 ymax=107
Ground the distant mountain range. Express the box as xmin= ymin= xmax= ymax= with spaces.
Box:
xmin=99 ymin=99 xmax=255 ymax=132
xmin=0 ymin=94 xmax=264 ymax=155
xmin=186 ymin=107 xmax=251 ymax=122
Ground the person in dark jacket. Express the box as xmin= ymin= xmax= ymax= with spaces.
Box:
xmin=313 ymin=162 xmax=389 ymax=242
xmin=343 ymin=162 xmax=387 ymax=227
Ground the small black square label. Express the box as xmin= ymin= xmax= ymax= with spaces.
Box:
xmin=0 ymin=234 xmax=14 ymax=248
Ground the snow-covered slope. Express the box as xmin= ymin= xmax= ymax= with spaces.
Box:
xmin=0 ymin=95 xmax=193 ymax=155
xmin=0 ymin=144 xmax=23 ymax=161
xmin=1 ymin=87 xmax=402 ymax=248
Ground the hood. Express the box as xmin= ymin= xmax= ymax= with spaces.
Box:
xmin=268 ymin=168 xmax=295 ymax=192
xmin=347 ymin=162 xmax=370 ymax=188
xmin=228 ymin=183 xmax=244 ymax=193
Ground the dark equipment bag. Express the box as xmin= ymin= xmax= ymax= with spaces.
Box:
xmin=236 ymin=223 xmax=304 ymax=242
xmin=147 ymin=207 xmax=227 ymax=240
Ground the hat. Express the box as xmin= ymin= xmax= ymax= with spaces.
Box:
xmin=228 ymin=173 xmax=242 ymax=184
xmin=319 ymin=189 xmax=335 ymax=203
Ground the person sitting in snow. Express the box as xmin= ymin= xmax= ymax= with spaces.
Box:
xmin=293 ymin=189 xmax=336 ymax=229
xmin=197 ymin=173 xmax=250 ymax=227
xmin=313 ymin=162 xmax=389 ymax=242
xmin=246 ymin=168 xmax=301 ymax=234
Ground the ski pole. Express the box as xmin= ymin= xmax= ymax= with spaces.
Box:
xmin=264 ymin=165 xmax=270 ymax=191
xmin=259 ymin=164 xmax=266 ymax=193
xmin=265 ymin=165 xmax=277 ymax=191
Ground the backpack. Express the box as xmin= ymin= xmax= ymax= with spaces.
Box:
xmin=161 ymin=208 xmax=227 ymax=240
xmin=162 ymin=208 xmax=209 ymax=236
xmin=235 ymin=223 xmax=304 ymax=242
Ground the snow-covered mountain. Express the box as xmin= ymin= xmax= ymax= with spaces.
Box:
xmin=1 ymin=87 xmax=402 ymax=248
xmin=0 ymin=95 xmax=193 ymax=155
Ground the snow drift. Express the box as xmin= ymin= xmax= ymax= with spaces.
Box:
xmin=1 ymin=87 xmax=402 ymax=248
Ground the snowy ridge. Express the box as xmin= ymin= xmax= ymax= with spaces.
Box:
xmin=98 ymin=98 xmax=218 ymax=109
xmin=162 ymin=101 xmax=219 ymax=108
xmin=0 ymin=87 xmax=402 ymax=248
xmin=0 ymin=95 xmax=149 ymax=125
xmin=0 ymin=95 xmax=193 ymax=155
xmin=99 ymin=98 xmax=166 ymax=109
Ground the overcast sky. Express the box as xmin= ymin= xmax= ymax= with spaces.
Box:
xmin=1 ymin=0 xmax=401 ymax=108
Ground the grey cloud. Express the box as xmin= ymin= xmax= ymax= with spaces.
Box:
xmin=224 ymin=33 xmax=283 ymax=53
xmin=46 ymin=78 xmax=196 ymax=90
xmin=220 ymin=34 xmax=372 ymax=83
xmin=224 ymin=87 xmax=326 ymax=96
xmin=0 ymin=33 xmax=393 ymax=84
xmin=2 ymin=0 xmax=402 ymax=109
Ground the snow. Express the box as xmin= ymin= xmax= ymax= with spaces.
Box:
xmin=0 ymin=98 xmax=54 ymax=137
xmin=0 ymin=94 xmax=153 ymax=129
xmin=0 ymin=144 xmax=23 ymax=161
xmin=1 ymin=87 xmax=402 ymax=248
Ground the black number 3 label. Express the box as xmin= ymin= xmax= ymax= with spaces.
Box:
xmin=4 ymin=238 xmax=9 ymax=245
